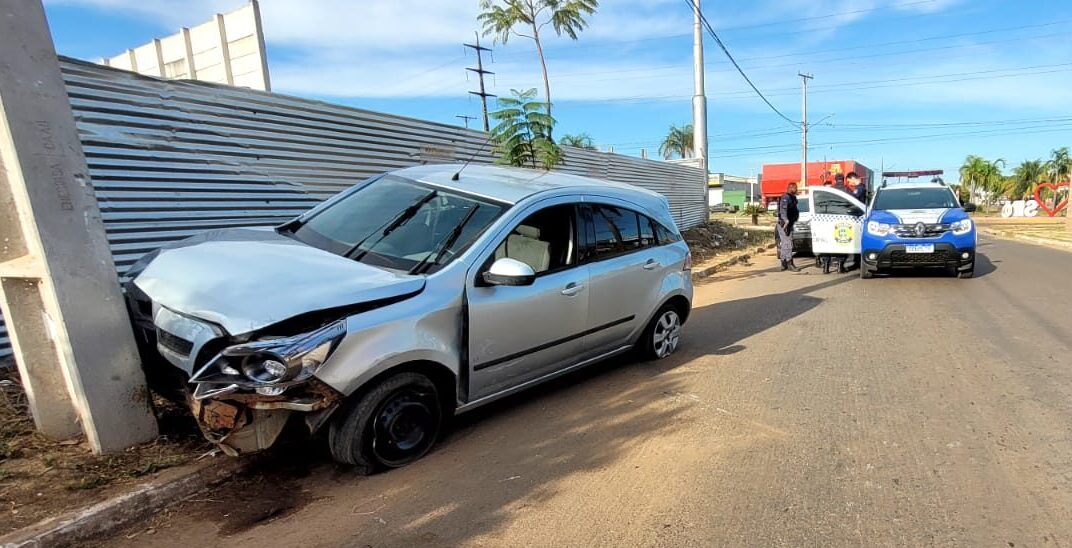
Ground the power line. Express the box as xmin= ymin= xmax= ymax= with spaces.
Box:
xmin=681 ymin=0 xmax=798 ymax=126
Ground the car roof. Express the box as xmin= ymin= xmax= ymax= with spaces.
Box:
xmin=393 ymin=164 xmax=667 ymax=207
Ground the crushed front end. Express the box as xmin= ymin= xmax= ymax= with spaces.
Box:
xmin=126 ymin=283 xmax=348 ymax=455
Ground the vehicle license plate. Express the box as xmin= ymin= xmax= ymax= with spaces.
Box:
xmin=905 ymin=244 xmax=934 ymax=254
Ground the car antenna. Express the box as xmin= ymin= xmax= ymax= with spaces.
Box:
xmin=452 ymin=131 xmax=497 ymax=181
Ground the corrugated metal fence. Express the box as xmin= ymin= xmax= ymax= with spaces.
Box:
xmin=0 ymin=58 xmax=706 ymax=361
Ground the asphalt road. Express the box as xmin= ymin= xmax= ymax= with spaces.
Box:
xmin=101 ymin=236 xmax=1072 ymax=547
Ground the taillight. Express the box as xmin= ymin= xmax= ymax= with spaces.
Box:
xmin=684 ymin=251 xmax=692 ymax=271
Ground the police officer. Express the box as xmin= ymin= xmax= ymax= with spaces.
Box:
xmin=777 ymin=182 xmax=801 ymax=272
xmin=848 ymin=172 xmax=866 ymax=203
xmin=832 ymin=173 xmax=848 ymax=193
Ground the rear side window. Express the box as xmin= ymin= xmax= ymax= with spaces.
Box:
xmin=639 ymin=215 xmax=656 ymax=247
xmin=654 ymin=222 xmax=680 ymax=244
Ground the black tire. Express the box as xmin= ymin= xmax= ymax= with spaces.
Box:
xmin=328 ymin=372 xmax=442 ymax=474
xmin=640 ymin=303 xmax=683 ymax=360
xmin=958 ymin=266 xmax=974 ymax=279
xmin=861 ymin=268 xmax=874 ymax=279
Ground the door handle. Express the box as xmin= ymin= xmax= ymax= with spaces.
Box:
xmin=561 ymin=282 xmax=585 ymax=296
xmin=643 ymin=258 xmax=659 ymax=270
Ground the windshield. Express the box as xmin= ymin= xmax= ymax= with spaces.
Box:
xmin=287 ymin=175 xmax=505 ymax=272
xmin=873 ymin=187 xmax=958 ymax=210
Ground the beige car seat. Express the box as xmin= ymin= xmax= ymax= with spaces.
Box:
xmin=494 ymin=225 xmax=551 ymax=272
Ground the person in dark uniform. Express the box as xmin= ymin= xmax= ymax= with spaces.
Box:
xmin=777 ymin=182 xmax=801 ymax=271
xmin=832 ymin=173 xmax=848 ymax=193
xmin=848 ymin=172 xmax=867 ymax=204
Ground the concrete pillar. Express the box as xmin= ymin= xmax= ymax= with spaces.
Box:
xmin=0 ymin=0 xmax=158 ymax=452
xmin=153 ymin=38 xmax=166 ymax=77
xmin=214 ymin=13 xmax=235 ymax=86
xmin=181 ymin=27 xmax=197 ymax=79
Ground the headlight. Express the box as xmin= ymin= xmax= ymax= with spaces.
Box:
xmin=190 ymin=320 xmax=347 ymax=399
xmin=951 ymin=219 xmax=972 ymax=235
xmin=867 ymin=220 xmax=891 ymax=236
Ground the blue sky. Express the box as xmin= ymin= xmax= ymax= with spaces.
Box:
xmin=44 ymin=0 xmax=1072 ymax=180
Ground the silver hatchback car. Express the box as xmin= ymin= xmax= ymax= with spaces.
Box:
xmin=126 ymin=164 xmax=693 ymax=473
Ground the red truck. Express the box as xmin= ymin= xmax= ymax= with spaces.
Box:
xmin=760 ymin=160 xmax=874 ymax=206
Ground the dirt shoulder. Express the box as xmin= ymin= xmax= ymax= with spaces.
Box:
xmin=0 ymin=369 xmax=210 ymax=535
xmin=682 ymin=220 xmax=774 ymax=266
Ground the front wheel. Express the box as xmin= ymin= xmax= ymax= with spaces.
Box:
xmin=861 ymin=268 xmax=874 ymax=279
xmin=641 ymin=304 xmax=683 ymax=360
xmin=329 ymin=372 xmax=443 ymax=474
xmin=958 ymin=265 xmax=975 ymax=279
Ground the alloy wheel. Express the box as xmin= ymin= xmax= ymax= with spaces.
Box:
xmin=652 ymin=310 xmax=681 ymax=358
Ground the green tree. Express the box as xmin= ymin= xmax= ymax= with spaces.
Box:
xmin=1048 ymin=146 xmax=1071 ymax=183
xmin=659 ymin=124 xmax=694 ymax=160
xmin=489 ymin=88 xmax=562 ymax=170
xmin=479 ymin=0 xmax=599 ymax=122
xmin=1049 ymin=146 xmax=1072 ymax=227
xmin=959 ymin=155 xmax=1003 ymax=207
xmin=559 ymin=133 xmax=596 ymax=150
xmin=1006 ymin=159 xmax=1047 ymax=200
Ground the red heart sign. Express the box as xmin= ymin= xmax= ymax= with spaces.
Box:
xmin=1034 ymin=182 xmax=1069 ymax=217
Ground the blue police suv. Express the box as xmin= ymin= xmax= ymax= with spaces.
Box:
xmin=860 ymin=182 xmax=977 ymax=279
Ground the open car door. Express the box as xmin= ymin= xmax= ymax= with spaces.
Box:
xmin=809 ymin=187 xmax=866 ymax=255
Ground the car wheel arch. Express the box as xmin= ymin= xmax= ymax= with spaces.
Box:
xmin=343 ymin=360 xmax=459 ymax=418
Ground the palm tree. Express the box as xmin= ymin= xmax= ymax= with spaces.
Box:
xmin=1050 ymin=147 xmax=1072 ymax=227
xmin=489 ymin=88 xmax=562 ymax=170
xmin=959 ymin=155 xmax=1003 ymax=207
xmin=1006 ymin=159 xmax=1047 ymax=200
xmin=659 ymin=124 xmax=694 ymax=160
xmin=479 ymin=0 xmax=599 ymax=122
xmin=560 ymin=132 xmax=596 ymax=150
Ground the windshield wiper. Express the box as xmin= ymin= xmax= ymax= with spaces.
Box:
xmin=347 ymin=190 xmax=438 ymax=261
xmin=409 ymin=204 xmax=481 ymax=275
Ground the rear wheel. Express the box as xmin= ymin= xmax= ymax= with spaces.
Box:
xmin=641 ymin=304 xmax=683 ymax=360
xmin=329 ymin=372 xmax=442 ymax=474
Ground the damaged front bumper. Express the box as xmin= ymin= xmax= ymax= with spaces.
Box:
xmin=190 ymin=378 xmax=343 ymax=455
xmin=180 ymin=320 xmax=350 ymax=455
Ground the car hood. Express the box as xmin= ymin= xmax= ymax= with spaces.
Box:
xmin=879 ymin=208 xmax=964 ymax=224
xmin=133 ymin=228 xmax=425 ymax=335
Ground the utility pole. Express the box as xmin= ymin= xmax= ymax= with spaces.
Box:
xmin=455 ymin=115 xmax=478 ymax=129
xmin=799 ymin=72 xmax=813 ymax=187
xmin=691 ymin=0 xmax=708 ymax=174
xmin=464 ymin=32 xmax=495 ymax=132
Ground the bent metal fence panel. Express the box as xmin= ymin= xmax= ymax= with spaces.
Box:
xmin=0 ymin=58 xmax=706 ymax=360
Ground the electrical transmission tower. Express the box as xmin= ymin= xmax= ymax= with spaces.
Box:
xmin=464 ymin=32 xmax=495 ymax=132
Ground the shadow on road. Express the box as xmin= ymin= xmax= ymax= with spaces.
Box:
xmin=684 ymin=274 xmax=853 ymax=357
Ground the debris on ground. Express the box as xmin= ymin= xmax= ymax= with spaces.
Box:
xmin=0 ymin=368 xmax=210 ymax=534
xmin=683 ymin=221 xmax=774 ymax=265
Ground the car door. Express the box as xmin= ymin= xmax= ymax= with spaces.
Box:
xmin=467 ymin=200 xmax=589 ymax=399
xmin=581 ymin=201 xmax=664 ymax=357
xmin=810 ymin=187 xmax=866 ymax=255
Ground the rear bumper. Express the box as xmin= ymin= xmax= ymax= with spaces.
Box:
xmin=862 ymin=243 xmax=974 ymax=271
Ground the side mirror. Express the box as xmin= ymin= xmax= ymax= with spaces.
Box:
xmin=483 ymin=258 xmax=536 ymax=286
xmin=962 ymin=202 xmax=977 ymax=213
